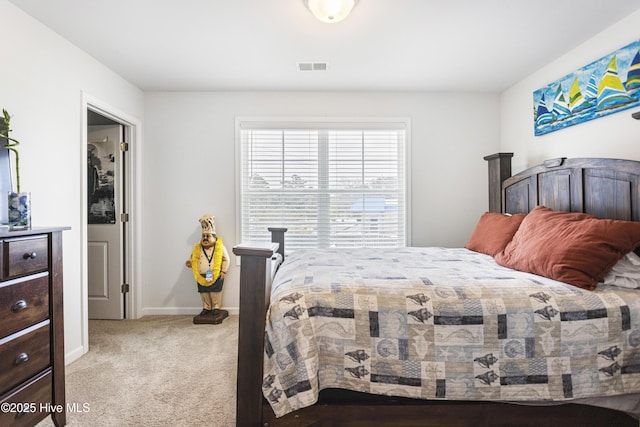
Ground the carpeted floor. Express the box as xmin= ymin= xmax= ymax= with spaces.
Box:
xmin=35 ymin=315 xmax=238 ymax=427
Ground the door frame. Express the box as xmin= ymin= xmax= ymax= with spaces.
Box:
xmin=81 ymin=92 xmax=143 ymax=351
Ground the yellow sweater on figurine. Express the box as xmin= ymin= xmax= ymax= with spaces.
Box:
xmin=185 ymin=214 xmax=229 ymax=324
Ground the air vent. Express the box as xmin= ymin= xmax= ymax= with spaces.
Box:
xmin=297 ymin=62 xmax=328 ymax=72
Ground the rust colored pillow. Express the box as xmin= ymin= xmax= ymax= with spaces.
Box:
xmin=495 ymin=206 xmax=640 ymax=290
xmin=465 ymin=212 xmax=526 ymax=257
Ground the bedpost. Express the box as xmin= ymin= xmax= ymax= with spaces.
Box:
xmin=233 ymin=242 xmax=279 ymax=427
xmin=268 ymin=227 xmax=288 ymax=259
xmin=484 ymin=153 xmax=513 ymax=213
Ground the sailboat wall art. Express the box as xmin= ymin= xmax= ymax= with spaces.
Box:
xmin=533 ymin=39 xmax=640 ymax=136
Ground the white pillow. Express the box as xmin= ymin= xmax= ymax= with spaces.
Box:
xmin=603 ymin=251 xmax=640 ymax=288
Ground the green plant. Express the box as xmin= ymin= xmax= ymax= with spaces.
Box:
xmin=0 ymin=109 xmax=21 ymax=193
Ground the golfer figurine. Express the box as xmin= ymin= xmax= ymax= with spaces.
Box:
xmin=186 ymin=214 xmax=229 ymax=324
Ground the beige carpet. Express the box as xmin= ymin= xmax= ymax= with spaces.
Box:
xmin=36 ymin=315 xmax=238 ymax=427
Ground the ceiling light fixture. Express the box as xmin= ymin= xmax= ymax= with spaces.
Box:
xmin=304 ymin=0 xmax=359 ymax=24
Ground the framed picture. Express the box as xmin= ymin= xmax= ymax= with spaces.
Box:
xmin=533 ymin=39 xmax=640 ymax=136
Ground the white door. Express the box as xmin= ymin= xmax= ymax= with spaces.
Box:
xmin=88 ymin=123 xmax=125 ymax=319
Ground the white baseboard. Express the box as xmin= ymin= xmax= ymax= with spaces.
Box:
xmin=65 ymin=344 xmax=86 ymax=365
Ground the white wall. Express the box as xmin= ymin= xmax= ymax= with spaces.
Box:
xmin=500 ymin=9 xmax=640 ymax=170
xmin=142 ymin=91 xmax=500 ymax=314
xmin=1 ymin=0 xmax=144 ymax=362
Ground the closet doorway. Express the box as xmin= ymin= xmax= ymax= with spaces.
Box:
xmin=87 ymin=109 xmax=129 ymax=319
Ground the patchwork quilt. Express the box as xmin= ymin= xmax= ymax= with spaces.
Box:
xmin=262 ymin=247 xmax=640 ymax=417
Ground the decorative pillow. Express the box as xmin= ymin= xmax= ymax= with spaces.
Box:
xmin=465 ymin=212 xmax=526 ymax=257
xmin=494 ymin=206 xmax=640 ymax=290
xmin=603 ymin=251 xmax=640 ymax=288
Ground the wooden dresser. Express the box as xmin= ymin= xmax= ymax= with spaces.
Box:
xmin=0 ymin=227 xmax=68 ymax=427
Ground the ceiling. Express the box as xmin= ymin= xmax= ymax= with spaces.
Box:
xmin=10 ymin=0 xmax=640 ymax=92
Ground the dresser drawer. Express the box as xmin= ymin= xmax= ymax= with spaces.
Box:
xmin=0 ymin=369 xmax=52 ymax=427
xmin=0 ymin=273 xmax=49 ymax=338
xmin=3 ymin=237 xmax=49 ymax=280
xmin=0 ymin=321 xmax=50 ymax=396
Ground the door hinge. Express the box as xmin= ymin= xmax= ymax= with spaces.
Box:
xmin=121 ymin=212 xmax=129 ymax=222
xmin=120 ymin=142 xmax=129 ymax=152
xmin=121 ymin=283 xmax=130 ymax=293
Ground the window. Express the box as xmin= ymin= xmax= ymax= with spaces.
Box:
xmin=237 ymin=118 xmax=409 ymax=250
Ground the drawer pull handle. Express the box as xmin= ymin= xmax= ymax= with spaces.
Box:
xmin=23 ymin=251 xmax=37 ymax=260
xmin=11 ymin=299 xmax=28 ymax=312
xmin=14 ymin=352 xmax=29 ymax=365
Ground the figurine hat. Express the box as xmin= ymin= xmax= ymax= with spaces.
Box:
xmin=199 ymin=214 xmax=216 ymax=235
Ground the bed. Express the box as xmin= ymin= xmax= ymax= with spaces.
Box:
xmin=232 ymin=153 xmax=640 ymax=426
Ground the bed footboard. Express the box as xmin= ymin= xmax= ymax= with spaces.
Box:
xmin=268 ymin=227 xmax=287 ymax=260
xmin=233 ymin=228 xmax=287 ymax=426
xmin=233 ymin=241 xmax=279 ymax=427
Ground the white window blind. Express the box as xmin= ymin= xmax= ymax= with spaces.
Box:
xmin=238 ymin=120 xmax=407 ymax=250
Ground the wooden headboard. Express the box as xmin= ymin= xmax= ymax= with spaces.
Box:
xmin=485 ymin=153 xmax=640 ymax=221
